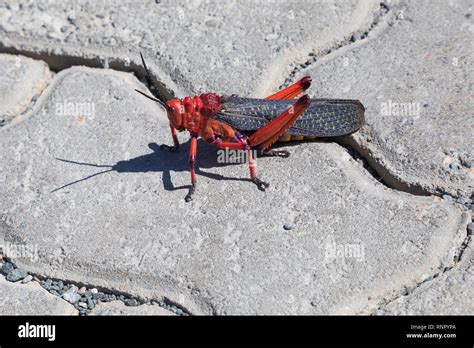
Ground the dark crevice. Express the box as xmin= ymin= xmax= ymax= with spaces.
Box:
xmin=0 ymin=45 xmax=177 ymax=105
xmin=0 ymin=257 xmax=193 ymax=316
xmin=0 ymin=85 xmax=51 ymax=128
xmin=279 ymin=1 xmax=392 ymax=90
xmin=1 ymin=0 xmax=472 ymax=316
xmin=335 ymin=137 xmax=387 ymax=186
xmin=337 ymin=136 xmax=432 ymax=197
xmin=338 ymin=135 xmax=474 ymax=210
xmin=372 ymin=222 xmax=472 ymax=314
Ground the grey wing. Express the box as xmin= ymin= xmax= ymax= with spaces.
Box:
xmin=216 ymin=97 xmax=365 ymax=137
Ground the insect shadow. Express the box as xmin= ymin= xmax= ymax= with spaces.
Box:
xmin=51 ymin=139 xmax=254 ymax=193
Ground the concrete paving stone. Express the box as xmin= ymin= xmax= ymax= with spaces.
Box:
xmin=0 ymin=67 xmax=469 ymax=314
xmin=377 ymin=245 xmax=473 ymax=315
xmin=90 ymin=301 xmax=175 ymax=316
xmin=0 ymin=0 xmax=380 ymax=96
xmin=0 ymin=275 xmax=78 ymax=315
xmin=297 ymin=0 xmax=473 ymax=197
xmin=0 ymin=54 xmax=51 ymax=123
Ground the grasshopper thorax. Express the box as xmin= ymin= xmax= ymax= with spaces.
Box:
xmin=165 ymin=93 xmax=222 ymax=132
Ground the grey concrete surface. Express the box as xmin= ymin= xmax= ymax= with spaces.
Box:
xmin=377 ymin=245 xmax=473 ymax=315
xmin=0 ymin=275 xmax=78 ymax=315
xmin=0 ymin=0 xmax=472 ymax=316
xmin=90 ymin=301 xmax=175 ymax=316
xmin=0 ymin=53 xmax=51 ymax=123
xmin=298 ymin=0 xmax=473 ymax=197
xmin=0 ymin=67 xmax=469 ymax=314
xmin=0 ymin=0 xmax=380 ymax=96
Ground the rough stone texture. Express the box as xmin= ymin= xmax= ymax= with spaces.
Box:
xmin=377 ymin=245 xmax=473 ymax=315
xmin=0 ymin=0 xmax=380 ymax=96
xmin=0 ymin=53 xmax=51 ymax=123
xmin=0 ymin=275 xmax=78 ymax=315
xmin=298 ymin=0 xmax=473 ymax=197
xmin=0 ymin=68 xmax=468 ymax=314
xmin=90 ymin=301 xmax=175 ymax=316
xmin=0 ymin=0 xmax=472 ymax=316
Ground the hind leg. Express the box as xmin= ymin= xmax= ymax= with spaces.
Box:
xmin=266 ymin=76 xmax=312 ymax=100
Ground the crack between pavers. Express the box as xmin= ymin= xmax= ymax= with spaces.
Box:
xmin=269 ymin=0 xmax=470 ymax=202
xmin=369 ymin=228 xmax=472 ymax=315
xmin=0 ymin=257 xmax=193 ymax=316
xmin=0 ymin=73 xmax=53 ymax=129
xmin=0 ymin=45 xmax=179 ymax=113
xmin=341 ymin=136 xmax=473 ymax=313
xmin=271 ymin=1 xmax=446 ymax=199
xmin=0 ymin=1 xmax=427 ymax=203
xmin=278 ymin=1 xmax=393 ymax=90
xmin=275 ymin=0 xmax=472 ymax=202
xmin=338 ymin=135 xmax=474 ymax=210
xmin=1 ymin=0 xmax=471 ymax=316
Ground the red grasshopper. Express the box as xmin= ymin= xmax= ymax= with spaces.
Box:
xmin=135 ymin=54 xmax=365 ymax=201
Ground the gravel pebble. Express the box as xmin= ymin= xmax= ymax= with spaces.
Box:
xmin=372 ymin=12 xmax=381 ymax=25
xmin=61 ymin=285 xmax=81 ymax=304
xmin=92 ymin=292 xmax=104 ymax=301
xmin=87 ymin=297 xmax=95 ymax=309
xmin=90 ymin=288 xmax=98 ymax=294
xmin=78 ymin=286 xmax=87 ymax=295
xmin=442 ymin=194 xmax=454 ymax=203
xmin=21 ymin=274 xmax=33 ymax=284
xmin=125 ymin=298 xmax=139 ymax=307
xmin=351 ymin=32 xmax=362 ymax=42
xmin=1 ymin=262 xmax=14 ymax=275
xmin=78 ymin=302 xmax=87 ymax=309
xmin=457 ymin=197 xmax=472 ymax=205
xmin=101 ymin=294 xmax=116 ymax=302
xmin=283 ymin=224 xmax=295 ymax=231
xmin=6 ymin=268 xmax=28 ymax=282
xmin=99 ymin=56 xmax=109 ymax=69
xmin=467 ymin=223 xmax=474 ymax=235
xmin=42 ymin=278 xmax=53 ymax=289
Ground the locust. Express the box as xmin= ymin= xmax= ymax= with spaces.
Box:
xmin=135 ymin=53 xmax=365 ymax=202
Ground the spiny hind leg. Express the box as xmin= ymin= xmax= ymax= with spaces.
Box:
xmin=265 ymin=76 xmax=312 ymax=100
xmin=213 ymin=137 xmax=269 ymax=191
xmin=248 ymin=95 xmax=310 ymax=150
xmin=247 ymin=148 xmax=269 ymax=191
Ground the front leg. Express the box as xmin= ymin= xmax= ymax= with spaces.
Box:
xmin=160 ymin=124 xmax=180 ymax=152
xmin=184 ymin=135 xmax=198 ymax=202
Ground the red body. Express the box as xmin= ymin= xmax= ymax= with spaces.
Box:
xmin=136 ymin=63 xmax=313 ymax=201
xmin=165 ymin=93 xmax=238 ymax=143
